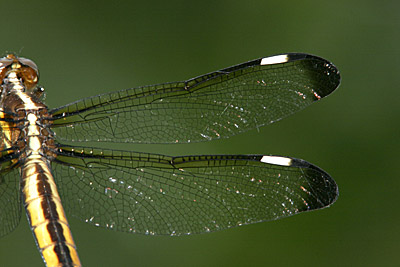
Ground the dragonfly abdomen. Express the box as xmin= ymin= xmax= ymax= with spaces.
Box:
xmin=21 ymin=157 xmax=81 ymax=267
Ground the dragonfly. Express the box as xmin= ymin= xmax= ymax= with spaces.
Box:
xmin=0 ymin=53 xmax=340 ymax=267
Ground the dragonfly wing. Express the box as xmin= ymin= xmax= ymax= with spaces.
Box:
xmin=52 ymin=145 xmax=338 ymax=235
xmin=0 ymin=160 xmax=21 ymax=237
xmin=49 ymin=53 xmax=340 ymax=144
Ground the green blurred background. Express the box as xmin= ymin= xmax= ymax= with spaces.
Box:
xmin=0 ymin=0 xmax=398 ymax=266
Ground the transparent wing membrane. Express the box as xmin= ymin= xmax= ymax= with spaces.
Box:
xmin=50 ymin=53 xmax=340 ymax=144
xmin=53 ymin=146 xmax=338 ymax=235
xmin=0 ymin=167 xmax=21 ymax=237
xmin=0 ymin=122 xmax=22 ymax=237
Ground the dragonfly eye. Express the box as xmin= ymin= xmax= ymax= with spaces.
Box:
xmin=0 ymin=56 xmax=13 ymax=83
xmin=18 ymin=58 xmax=40 ymax=92
xmin=18 ymin=57 xmax=38 ymax=73
xmin=18 ymin=65 xmax=39 ymax=91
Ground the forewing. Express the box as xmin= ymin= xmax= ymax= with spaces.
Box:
xmin=49 ymin=53 xmax=340 ymax=143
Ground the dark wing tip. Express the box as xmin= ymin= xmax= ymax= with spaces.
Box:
xmin=290 ymin=156 xmax=339 ymax=207
xmin=257 ymin=53 xmax=341 ymax=99
xmin=287 ymin=53 xmax=341 ymax=99
xmin=258 ymin=154 xmax=338 ymax=209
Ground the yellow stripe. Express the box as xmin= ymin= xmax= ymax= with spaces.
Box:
xmin=0 ymin=111 xmax=17 ymax=150
xmin=41 ymin=243 xmax=81 ymax=267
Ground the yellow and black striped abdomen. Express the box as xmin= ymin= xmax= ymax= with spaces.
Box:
xmin=21 ymin=157 xmax=81 ymax=267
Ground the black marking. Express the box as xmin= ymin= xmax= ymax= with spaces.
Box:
xmin=52 ymin=240 xmax=74 ymax=265
xmin=46 ymin=221 xmax=67 ymax=244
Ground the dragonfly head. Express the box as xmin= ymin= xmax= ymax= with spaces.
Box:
xmin=0 ymin=54 xmax=40 ymax=93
